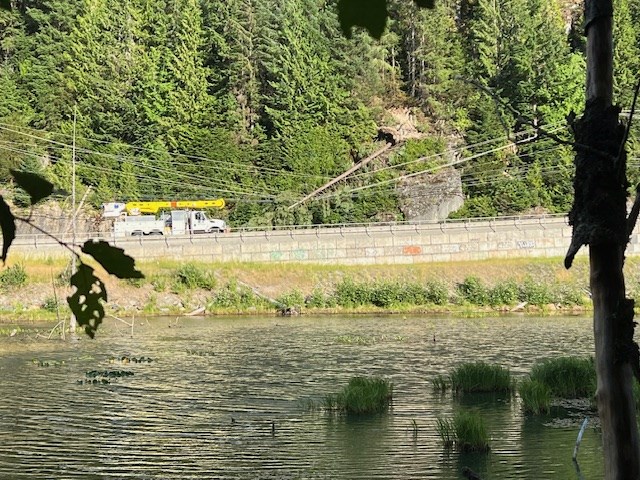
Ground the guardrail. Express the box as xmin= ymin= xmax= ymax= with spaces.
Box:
xmin=12 ymin=213 xmax=570 ymax=247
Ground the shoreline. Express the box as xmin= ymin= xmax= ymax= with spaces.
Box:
xmin=0 ymin=254 xmax=604 ymax=327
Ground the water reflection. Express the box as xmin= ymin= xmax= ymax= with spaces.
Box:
xmin=0 ymin=314 xmax=603 ymax=479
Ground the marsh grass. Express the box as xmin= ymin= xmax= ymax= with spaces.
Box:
xmin=530 ymin=357 xmax=595 ymax=398
xmin=431 ymin=374 xmax=449 ymax=392
xmin=518 ymin=378 xmax=551 ymax=414
xmin=437 ymin=411 xmax=490 ymax=452
xmin=450 ymin=362 xmax=512 ymax=393
xmin=324 ymin=377 xmax=393 ymax=414
xmin=436 ymin=417 xmax=455 ymax=448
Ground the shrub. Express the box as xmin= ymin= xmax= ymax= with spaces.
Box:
xmin=0 ymin=264 xmax=27 ymax=289
xmin=173 ymin=263 xmax=215 ymax=290
xmin=437 ymin=411 xmax=490 ymax=452
xmin=553 ymin=283 xmax=588 ymax=306
xmin=325 ymin=376 xmax=393 ymax=414
xmin=519 ymin=378 xmax=551 ymax=414
xmin=530 ymin=357 xmax=595 ymax=398
xmin=488 ymin=280 xmax=519 ymax=306
xmin=333 ymin=278 xmax=372 ymax=307
xmin=305 ymin=288 xmax=327 ymax=308
xmin=457 ymin=276 xmax=488 ymax=305
xmin=519 ymin=278 xmax=552 ymax=306
xmin=276 ymin=290 xmax=305 ymax=309
xmin=209 ymin=280 xmax=262 ymax=309
xmin=41 ymin=296 xmax=59 ymax=313
xmin=450 ymin=362 xmax=512 ymax=393
xmin=425 ymin=280 xmax=449 ymax=305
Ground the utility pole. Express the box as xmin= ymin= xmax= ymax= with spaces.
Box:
xmin=70 ymin=105 xmax=77 ymax=334
xmin=565 ymin=0 xmax=640 ymax=475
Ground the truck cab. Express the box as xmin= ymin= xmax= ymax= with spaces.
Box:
xmin=164 ymin=210 xmax=226 ymax=234
xmin=189 ymin=211 xmax=226 ymax=233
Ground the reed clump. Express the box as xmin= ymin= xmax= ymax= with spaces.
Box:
xmin=518 ymin=378 xmax=551 ymax=414
xmin=436 ymin=411 xmax=490 ymax=452
xmin=450 ymin=362 xmax=512 ymax=393
xmin=529 ymin=357 xmax=595 ymax=399
xmin=323 ymin=376 xmax=393 ymax=414
xmin=431 ymin=374 xmax=450 ymax=392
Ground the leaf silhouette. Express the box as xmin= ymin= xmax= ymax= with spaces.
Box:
xmin=10 ymin=170 xmax=54 ymax=205
xmin=337 ymin=0 xmax=388 ymax=39
xmin=81 ymin=240 xmax=144 ymax=279
xmin=68 ymin=263 xmax=107 ymax=338
xmin=413 ymin=0 xmax=435 ymax=7
xmin=0 ymin=197 xmax=15 ymax=263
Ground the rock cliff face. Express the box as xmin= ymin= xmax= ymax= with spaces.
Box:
xmin=397 ymin=167 xmax=464 ymax=222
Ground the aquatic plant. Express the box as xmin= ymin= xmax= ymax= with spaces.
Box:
xmin=336 ymin=335 xmax=372 ymax=345
xmin=436 ymin=417 xmax=455 ymax=448
xmin=186 ymin=349 xmax=215 ymax=357
xmin=518 ymin=378 xmax=551 ymax=414
xmin=450 ymin=362 xmax=512 ymax=393
xmin=325 ymin=376 xmax=393 ymax=414
xmin=431 ymin=374 xmax=449 ymax=392
xmin=454 ymin=411 xmax=490 ymax=452
xmin=109 ymin=356 xmax=154 ymax=364
xmin=437 ymin=411 xmax=490 ymax=452
xmin=530 ymin=357 xmax=596 ymax=398
xmin=33 ymin=359 xmax=65 ymax=367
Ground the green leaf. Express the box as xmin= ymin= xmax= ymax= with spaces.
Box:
xmin=68 ymin=264 xmax=107 ymax=338
xmin=10 ymin=170 xmax=54 ymax=205
xmin=337 ymin=0 xmax=388 ymax=39
xmin=0 ymin=197 xmax=15 ymax=263
xmin=81 ymin=240 xmax=144 ymax=279
xmin=0 ymin=0 xmax=10 ymax=10
xmin=413 ymin=0 xmax=435 ymax=7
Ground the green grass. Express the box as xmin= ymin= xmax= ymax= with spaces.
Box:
xmin=324 ymin=376 xmax=393 ymax=414
xmin=436 ymin=417 xmax=455 ymax=448
xmin=529 ymin=357 xmax=596 ymax=398
xmin=0 ymin=263 xmax=27 ymax=289
xmin=450 ymin=362 xmax=512 ymax=393
xmin=518 ymin=378 xmax=551 ymax=414
xmin=437 ymin=411 xmax=490 ymax=452
xmin=431 ymin=374 xmax=449 ymax=392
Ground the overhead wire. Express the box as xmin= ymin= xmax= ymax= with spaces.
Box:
xmin=0 ymin=136 xmax=278 ymax=199
xmin=0 ymin=122 xmax=335 ymax=182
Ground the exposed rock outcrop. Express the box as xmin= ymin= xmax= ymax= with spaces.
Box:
xmin=397 ymin=167 xmax=464 ymax=222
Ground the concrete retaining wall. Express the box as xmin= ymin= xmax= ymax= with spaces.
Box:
xmin=7 ymin=215 xmax=608 ymax=265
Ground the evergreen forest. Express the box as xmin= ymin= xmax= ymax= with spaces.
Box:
xmin=1 ymin=0 xmax=639 ymax=227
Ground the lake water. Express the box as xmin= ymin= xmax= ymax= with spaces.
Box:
xmin=0 ymin=315 xmax=603 ymax=479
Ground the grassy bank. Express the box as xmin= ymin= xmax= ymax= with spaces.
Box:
xmin=0 ymin=254 xmax=626 ymax=322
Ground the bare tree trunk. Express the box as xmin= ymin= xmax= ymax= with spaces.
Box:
xmin=566 ymin=0 xmax=640 ymax=477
